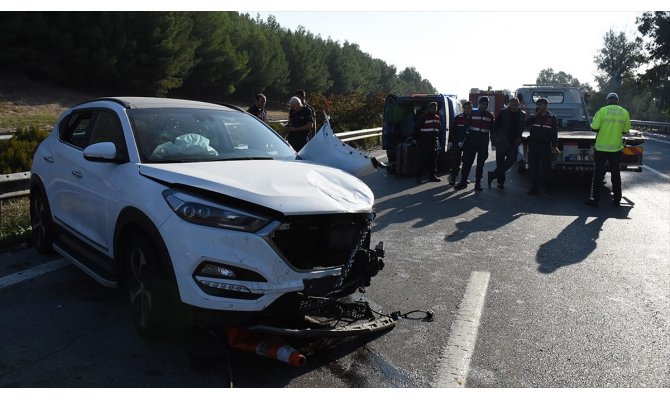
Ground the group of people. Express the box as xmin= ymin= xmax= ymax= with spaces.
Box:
xmin=247 ymin=90 xmax=316 ymax=152
xmin=414 ymin=93 xmax=631 ymax=206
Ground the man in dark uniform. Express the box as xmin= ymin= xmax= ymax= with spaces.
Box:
xmin=448 ymin=101 xmax=473 ymax=186
xmin=246 ymin=93 xmax=267 ymax=122
xmin=285 ymin=96 xmax=313 ymax=152
xmin=291 ymin=89 xmax=316 ymax=139
xmin=413 ymin=102 xmax=441 ymax=183
xmin=456 ymin=96 xmax=494 ymax=191
xmin=524 ymin=97 xmax=559 ymax=195
xmin=488 ymin=97 xmax=526 ymax=189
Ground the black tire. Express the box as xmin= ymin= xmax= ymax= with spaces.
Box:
xmin=122 ymin=233 xmax=185 ymax=340
xmin=30 ymin=188 xmax=54 ymax=255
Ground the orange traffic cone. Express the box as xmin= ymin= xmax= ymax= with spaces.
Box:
xmin=224 ymin=327 xmax=306 ymax=367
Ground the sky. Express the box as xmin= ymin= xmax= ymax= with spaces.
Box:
xmin=250 ymin=10 xmax=646 ymax=100
xmin=11 ymin=1 xmax=667 ymax=101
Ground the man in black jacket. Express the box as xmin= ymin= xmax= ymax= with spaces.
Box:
xmin=524 ymin=98 xmax=559 ymax=195
xmin=487 ymin=97 xmax=526 ymax=189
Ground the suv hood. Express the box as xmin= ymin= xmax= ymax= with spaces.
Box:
xmin=139 ymin=160 xmax=374 ymax=215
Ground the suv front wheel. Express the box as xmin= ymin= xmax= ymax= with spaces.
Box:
xmin=122 ymin=233 xmax=185 ymax=339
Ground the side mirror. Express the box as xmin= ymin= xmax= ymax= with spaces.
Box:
xmin=83 ymin=142 xmax=119 ymax=163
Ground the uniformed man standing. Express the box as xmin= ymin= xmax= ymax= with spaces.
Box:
xmin=456 ymin=96 xmax=494 ymax=191
xmin=488 ymin=97 xmax=526 ymax=189
xmin=413 ymin=102 xmax=442 ymax=183
xmin=585 ymin=92 xmax=631 ymax=207
xmin=285 ymin=96 xmax=313 ymax=152
xmin=524 ymin=97 xmax=558 ymax=195
xmin=448 ymin=101 xmax=473 ymax=186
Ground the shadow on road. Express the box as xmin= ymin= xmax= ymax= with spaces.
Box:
xmin=364 ymin=162 xmax=633 ymax=275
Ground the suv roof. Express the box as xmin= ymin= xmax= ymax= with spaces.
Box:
xmin=75 ymin=97 xmax=233 ymax=110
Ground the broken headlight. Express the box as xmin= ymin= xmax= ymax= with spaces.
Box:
xmin=162 ymin=189 xmax=270 ymax=232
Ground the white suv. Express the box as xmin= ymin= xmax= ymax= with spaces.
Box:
xmin=30 ymin=97 xmax=384 ymax=338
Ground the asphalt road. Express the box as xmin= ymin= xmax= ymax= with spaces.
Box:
xmin=1 ymin=133 xmax=668 ymax=388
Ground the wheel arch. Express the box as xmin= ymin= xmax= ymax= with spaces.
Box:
xmin=113 ymin=207 xmax=176 ymax=289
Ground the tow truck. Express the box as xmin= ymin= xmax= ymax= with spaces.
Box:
xmin=516 ymin=85 xmax=645 ymax=173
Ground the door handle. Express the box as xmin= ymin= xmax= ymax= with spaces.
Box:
xmin=71 ymin=170 xmax=83 ymax=178
xmin=44 ymin=155 xmax=55 ymax=163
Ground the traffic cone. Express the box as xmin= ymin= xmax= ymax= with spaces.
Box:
xmin=224 ymin=327 xmax=306 ymax=367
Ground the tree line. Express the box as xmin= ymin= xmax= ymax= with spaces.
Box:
xmin=533 ymin=12 xmax=669 ymax=121
xmin=0 ymin=11 xmax=436 ymax=104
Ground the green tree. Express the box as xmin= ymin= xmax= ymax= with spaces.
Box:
xmin=233 ymin=14 xmax=290 ymax=102
xmin=535 ymin=68 xmax=594 ymax=92
xmin=594 ymin=29 xmax=644 ymax=94
xmin=177 ymin=12 xmax=251 ymax=101
xmin=281 ymin=27 xmax=332 ymax=93
xmin=637 ymin=11 xmax=670 ymax=117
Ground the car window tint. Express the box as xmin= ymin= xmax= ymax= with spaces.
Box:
xmin=89 ymin=110 xmax=127 ymax=156
xmin=60 ymin=111 xmax=94 ymax=149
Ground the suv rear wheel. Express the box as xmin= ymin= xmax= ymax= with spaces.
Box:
xmin=30 ymin=188 xmax=54 ymax=255
xmin=122 ymin=233 xmax=185 ymax=339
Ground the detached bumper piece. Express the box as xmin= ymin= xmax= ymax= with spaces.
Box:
xmin=248 ymin=296 xmax=396 ymax=338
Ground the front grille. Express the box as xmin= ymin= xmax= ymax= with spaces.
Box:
xmin=270 ymin=214 xmax=368 ymax=270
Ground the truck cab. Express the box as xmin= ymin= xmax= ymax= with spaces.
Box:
xmin=515 ymin=85 xmax=590 ymax=129
xmin=382 ymin=93 xmax=462 ymax=172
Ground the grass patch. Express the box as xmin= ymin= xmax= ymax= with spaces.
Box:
xmin=0 ymin=197 xmax=33 ymax=249
xmin=0 ymin=113 xmax=59 ymax=131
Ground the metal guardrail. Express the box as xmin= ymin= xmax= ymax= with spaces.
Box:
xmin=631 ymin=120 xmax=670 ymax=133
xmin=335 ymin=127 xmax=382 ymax=142
xmin=0 ymin=172 xmax=31 ymax=201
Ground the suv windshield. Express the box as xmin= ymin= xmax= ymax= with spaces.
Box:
xmin=129 ymin=108 xmax=296 ymax=162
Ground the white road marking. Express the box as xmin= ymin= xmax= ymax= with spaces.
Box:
xmin=0 ymin=258 xmax=70 ymax=289
xmin=643 ymin=165 xmax=670 ymax=181
xmin=643 ymin=136 xmax=670 ymax=145
xmin=434 ymin=270 xmax=490 ymax=388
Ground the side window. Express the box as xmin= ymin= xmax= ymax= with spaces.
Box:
xmin=59 ymin=111 xmax=94 ymax=149
xmin=89 ymin=110 xmax=127 ymax=156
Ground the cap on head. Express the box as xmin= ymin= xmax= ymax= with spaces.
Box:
xmin=478 ymin=96 xmax=489 ymax=103
xmin=536 ymin=98 xmax=548 ymax=105
xmin=606 ymin=92 xmax=619 ymax=101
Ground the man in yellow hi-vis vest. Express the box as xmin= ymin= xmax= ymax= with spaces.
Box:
xmin=586 ymin=92 xmax=631 ymax=207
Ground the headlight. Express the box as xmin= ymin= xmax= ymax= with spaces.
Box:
xmin=162 ymin=189 xmax=270 ymax=232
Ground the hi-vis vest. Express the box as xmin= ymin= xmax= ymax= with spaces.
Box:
xmin=590 ymin=104 xmax=631 ymax=152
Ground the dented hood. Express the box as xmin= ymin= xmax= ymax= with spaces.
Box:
xmin=139 ymin=160 xmax=374 ymax=215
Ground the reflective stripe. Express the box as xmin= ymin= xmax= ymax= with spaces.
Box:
xmin=470 ymin=127 xmax=490 ymax=132
xmin=531 ymin=124 xmax=553 ymax=129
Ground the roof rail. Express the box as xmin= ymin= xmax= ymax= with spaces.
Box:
xmin=219 ymin=103 xmax=246 ymax=112
xmin=72 ymin=97 xmax=132 ymax=108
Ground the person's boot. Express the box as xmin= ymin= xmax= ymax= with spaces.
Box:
xmin=474 ymin=180 xmax=483 ymax=191
xmin=454 ymin=180 xmax=467 ymax=190
xmin=487 ymin=171 xmax=495 ymax=189
xmin=429 ymin=175 xmax=441 ymax=182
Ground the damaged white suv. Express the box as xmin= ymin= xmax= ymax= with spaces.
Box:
xmin=30 ymin=97 xmax=384 ymax=338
